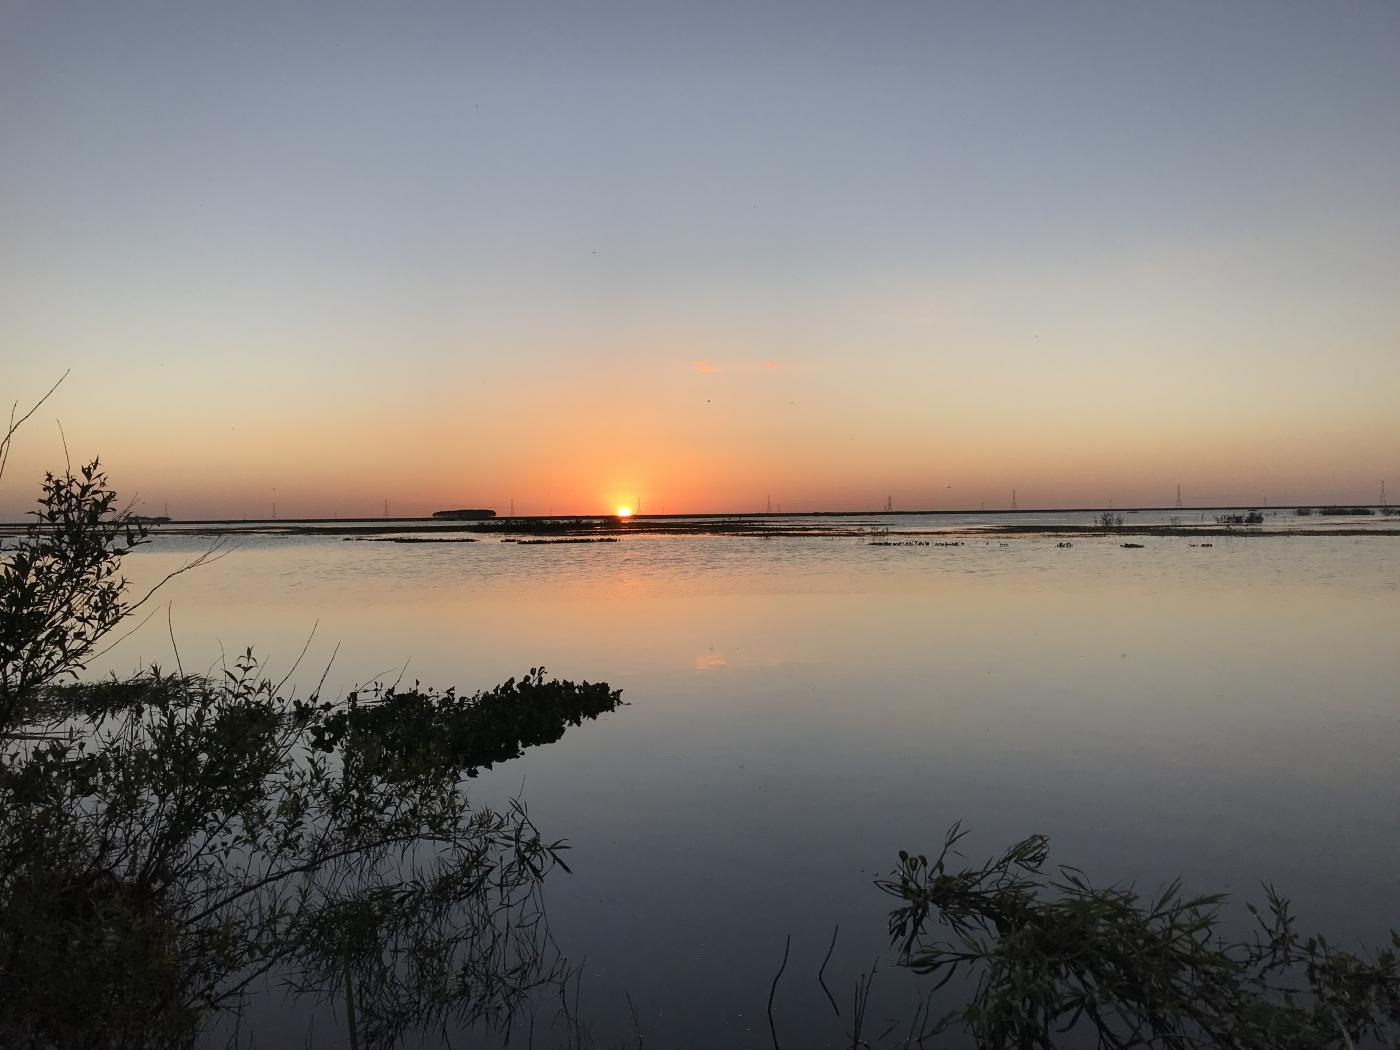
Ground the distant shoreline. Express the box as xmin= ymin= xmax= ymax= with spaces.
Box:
xmin=3 ymin=516 xmax=1396 ymax=540
xmin=0 ymin=504 xmax=1392 ymax=530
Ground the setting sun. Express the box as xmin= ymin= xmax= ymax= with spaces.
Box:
xmin=615 ymin=506 xmax=633 ymax=518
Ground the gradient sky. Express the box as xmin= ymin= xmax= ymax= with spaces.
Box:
xmin=3 ymin=1 xmax=1398 ymax=517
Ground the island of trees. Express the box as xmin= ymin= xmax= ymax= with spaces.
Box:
xmin=431 ymin=508 xmax=497 ymax=520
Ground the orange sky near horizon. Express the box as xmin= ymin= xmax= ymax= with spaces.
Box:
xmin=3 ymin=328 xmax=1396 ymax=519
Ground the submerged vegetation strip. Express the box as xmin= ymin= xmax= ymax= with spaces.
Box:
xmin=342 ymin=536 xmax=479 ymax=543
xmin=504 ymin=537 xmax=620 ymax=544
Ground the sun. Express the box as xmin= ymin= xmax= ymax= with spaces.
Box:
xmin=615 ymin=505 xmax=633 ymax=518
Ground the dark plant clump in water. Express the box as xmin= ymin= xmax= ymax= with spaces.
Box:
xmin=0 ymin=443 xmax=623 ymax=1048
xmin=306 ymin=669 xmax=623 ymax=781
xmin=1217 ymin=510 xmax=1265 ymax=526
xmin=512 ymin=537 xmax=620 ymax=544
xmin=468 ymin=517 xmax=602 ymax=535
xmin=431 ymin=508 xmax=496 ymax=520
xmin=879 ymin=826 xmax=1400 ymax=1049
xmin=343 ymin=536 xmax=480 ymax=543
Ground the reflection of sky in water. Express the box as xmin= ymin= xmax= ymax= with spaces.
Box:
xmin=106 ymin=533 xmax=1400 ymax=1047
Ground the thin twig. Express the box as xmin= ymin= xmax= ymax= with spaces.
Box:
xmin=344 ymin=944 xmax=360 ymax=1050
xmin=167 ymin=603 xmax=185 ymax=680
xmin=768 ymin=933 xmax=791 ymax=1050
xmin=625 ymin=989 xmax=644 ymax=1049
xmin=0 ymin=369 xmax=68 ymax=483
xmin=272 ymin=620 xmax=319 ymax=696
xmin=819 ymin=923 xmax=842 ymax=1017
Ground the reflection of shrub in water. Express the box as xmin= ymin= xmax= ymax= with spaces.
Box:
xmin=4 ymin=657 xmax=622 ymax=1048
xmin=0 ymin=440 xmax=622 ymax=1048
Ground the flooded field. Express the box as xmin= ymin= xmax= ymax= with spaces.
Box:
xmin=76 ymin=517 xmax=1400 ymax=1046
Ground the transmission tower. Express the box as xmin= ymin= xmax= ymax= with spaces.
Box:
xmin=1011 ymin=489 xmax=1018 ymax=511
xmin=1382 ymin=481 xmax=1388 ymax=508
xmin=1176 ymin=484 xmax=1183 ymax=509
xmin=885 ymin=495 xmax=893 ymax=512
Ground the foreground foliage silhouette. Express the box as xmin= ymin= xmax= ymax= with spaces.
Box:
xmin=879 ymin=825 xmax=1399 ymax=1049
xmin=0 ymin=452 xmax=622 ymax=1048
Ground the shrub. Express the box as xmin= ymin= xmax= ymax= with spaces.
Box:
xmin=879 ymin=826 xmax=1399 ymax=1049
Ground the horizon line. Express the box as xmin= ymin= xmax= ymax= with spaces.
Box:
xmin=3 ymin=503 xmax=1388 ymax=528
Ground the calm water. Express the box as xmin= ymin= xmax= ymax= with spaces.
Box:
xmin=98 ymin=521 xmax=1400 ymax=1047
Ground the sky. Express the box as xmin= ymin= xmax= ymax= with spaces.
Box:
xmin=2 ymin=0 xmax=1398 ymax=517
